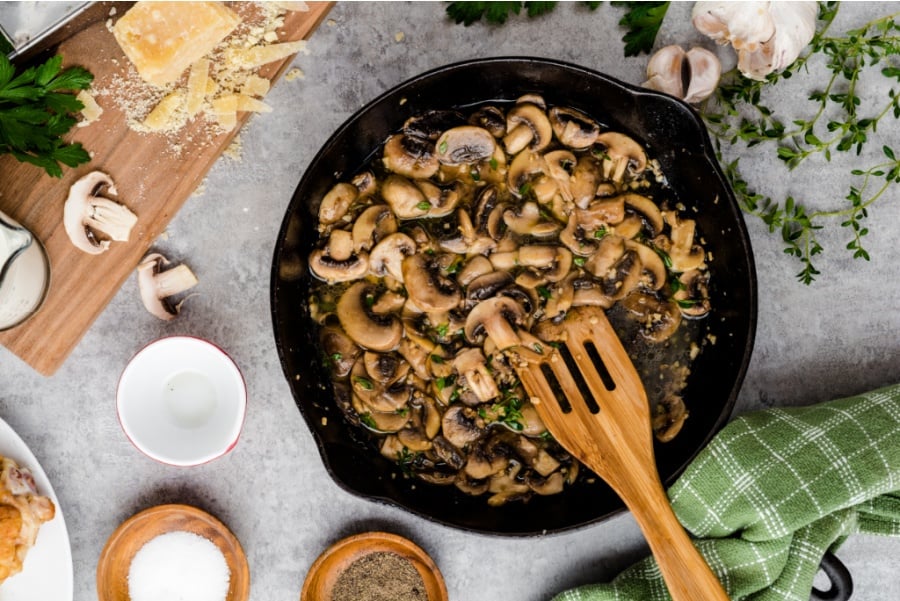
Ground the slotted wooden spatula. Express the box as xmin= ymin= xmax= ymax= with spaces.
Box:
xmin=498 ymin=306 xmax=729 ymax=601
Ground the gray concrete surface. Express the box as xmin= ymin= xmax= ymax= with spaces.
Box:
xmin=2 ymin=2 xmax=900 ymax=600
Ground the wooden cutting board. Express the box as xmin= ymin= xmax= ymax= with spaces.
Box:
xmin=0 ymin=1 xmax=333 ymax=375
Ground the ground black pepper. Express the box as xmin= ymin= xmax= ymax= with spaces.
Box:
xmin=331 ymin=551 xmax=427 ymax=601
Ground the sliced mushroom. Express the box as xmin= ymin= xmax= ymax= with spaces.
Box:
xmin=464 ymin=296 xmax=526 ymax=350
xmin=64 ymin=171 xmax=138 ymax=255
xmin=653 ymin=394 xmax=689 ymax=442
xmin=352 ymin=204 xmax=397 ymax=252
xmin=621 ymin=291 xmax=682 ymax=342
xmin=465 ymin=438 xmax=510 ymax=479
xmin=598 ymin=249 xmax=644 ymax=301
xmin=363 ymin=351 xmax=409 ymax=386
xmin=369 ymin=232 xmax=415 ymax=281
xmin=432 ymin=436 xmax=466 ymax=470
xmin=503 ymin=202 xmax=561 ymax=239
xmin=453 ymin=347 xmax=500 ymax=403
xmin=137 ymin=253 xmax=198 ymax=321
xmin=468 ymin=105 xmax=506 ymax=138
xmin=570 ymin=155 xmax=602 ymax=208
xmin=465 ymin=271 xmax=514 ymax=307
xmin=351 ymin=171 xmax=377 ymax=198
xmin=403 ymin=109 xmax=467 ymax=140
xmin=442 ymin=405 xmax=485 ymax=449
xmin=625 ymin=239 xmax=667 ymax=291
xmin=435 ymin=126 xmax=497 ymax=165
xmin=596 ymin=132 xmax=648 ymax=182
xmin=325 ymin=229 xmax=354 ymax=261
xmin=402 ymin=254 xmax=462 ymax=312
xmin=456 ymin=255 xmax=495 ymax=287
xmin=486 ymin=460 xmax=531 ymax=506
xmin=527 ymin=471 xmax=566 ymax=495
xmin=577 ymin=196 xmax=626 ymax=230
xmin=560 ymin=217 xmax=598 ymax=257
xmin=319 ymin=326 xmax=361 ymax=379
xmin=504 ymin=102 xmax=553 ymax=154
xmin=336 ymin=281 xmax=403 ymax=351
xmin=665 ymin=212 xmax=706 ymax=272
xmin=549 ymin=106 xmax=600 ymax=149
xmin=309 ymin=249 xmax=369 ymax=283
xmin=675 ymin=269 xmax=712 ymax=318
xmin=623 ymin=193 xmax=664 ymax=238
xmin=318 ymin=182 xmax=358 ymax=225
xmin=507 ymin=150 xmax=550 ymax=199
xmin=382 ymin=133 xmax=439 ymax=179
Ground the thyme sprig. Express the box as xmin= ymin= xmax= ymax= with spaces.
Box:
xmin=702 ymin=2 xmax=900 ymax=283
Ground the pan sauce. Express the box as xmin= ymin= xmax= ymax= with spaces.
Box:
xmin=307 ymin=97 xmax=712 ymax=505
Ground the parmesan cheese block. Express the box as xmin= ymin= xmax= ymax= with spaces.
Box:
xmin=113 ymin=2 xmax=241 ymax=87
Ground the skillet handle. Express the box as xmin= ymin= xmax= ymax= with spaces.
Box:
xmin=811 ymin=552 xmax=853 ymax=601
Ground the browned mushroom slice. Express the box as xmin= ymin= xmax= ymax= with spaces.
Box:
xmin=402 ymin=254 xmax=462 ymax=312
xmin=653 ymin=394 xmax=689 ymax=442
xmin=455 ymin=473 xmax=489 ymax=496
xmin=382 ymin=133 xmax=439 ymax=179
xmin=336 ymin=282 xmax=403 ymax=351
xmin=432 ymin=436 xmax=467 ymax=471
xmin=441 ymin=405 xmax=486 ymax=449
xmin=464 ymin=296 xmax=527 ymax=351
xmin=319 ymin=326 xmax=360 ymax=379
xmin=570 ymin=155 xmax=602 ymax=209
xmin=596 ymin=132 xmax=648 ymax=182
xmin=435 ymin=126 xmax=497 ymax=165
xmin=621 ymin=291 xmax=683 ymax=342
xmin=675 ymin=269 xmax=712 ymax=318
xmin=503 ymin=202 xmax=562 ymax=239
xmin=452 ymin=347 xmax=500 ymax=403
xmin=468 ymin=105 xmax=506 ymax=138
xmin=549 ymin=106 xmax=600 ymax=149
xmin=318 ymin=182 xmax=358 ymax=225
xmin=624 ymin=239 xmax=667 ymax=291
xmin=527 ymin=471 xmax=566 ymax=495
xmin=487 ymin=460 xmax=531 ymax=506
xmin=403 ymin=109 xmax=467 ymax=140
xmin=309 ymin=249 xmax=369 ymax=283
xmin=504 ymin=102 xmax=553 ymax=154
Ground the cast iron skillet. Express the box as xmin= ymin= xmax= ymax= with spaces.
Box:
xmin=271 ymin=57 xmax=758 ymax=535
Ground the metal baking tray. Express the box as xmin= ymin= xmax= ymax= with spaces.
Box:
xmin=0 ymin=1 xmax=92 ymax=58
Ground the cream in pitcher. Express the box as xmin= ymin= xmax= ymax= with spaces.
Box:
xmin=0 ymin=210 xmax=50 ymax=331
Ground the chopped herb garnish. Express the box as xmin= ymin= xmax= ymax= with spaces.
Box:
xmin=438 ymin=139 xmax=448 ymax=153
xmin=489 ymin=156 xmax=499 ymax=170
xmin=353 ymin=375 xmax=374 ymax=390
xmin=430 ymin=353 xmax=445 ymax=364
xmin=360 ymin=413 xmax=377 ymax=428
xmin=416 ymin=200 xmax=432 ymax=211
xmin=436 ymin=323 xmax=450 ymax=337
xmin=593 ymin=227 xmax=608 ymax=239
xmin=573 ymin=256 xmax=586 ymax=267
xmin=537 ymin=286 xmax=552 ymax=299
xmin=470 ymin=168 xmax=481 ymax=181
xmin=532 ymin=342 xmax=543 ymax=354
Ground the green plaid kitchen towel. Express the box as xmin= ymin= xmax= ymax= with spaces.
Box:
xmin=554 ymin=384 xmax=900 ymax=601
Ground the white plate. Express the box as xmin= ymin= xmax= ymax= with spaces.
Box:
xmin=0 ymin=417 xmax=73 ymax=601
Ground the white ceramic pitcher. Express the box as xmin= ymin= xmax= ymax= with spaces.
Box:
xmin=0 ymin=210 xmax=50 ymax=331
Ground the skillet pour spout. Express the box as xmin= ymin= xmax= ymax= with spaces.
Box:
xmin=271 ymin=57 xmax=757 ymax=535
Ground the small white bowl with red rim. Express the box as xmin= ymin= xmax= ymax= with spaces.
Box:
xmin=116 ymin=336 xmax=247 ymax=467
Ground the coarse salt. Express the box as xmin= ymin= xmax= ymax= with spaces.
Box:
xmin=128 ymin=530 xmax=230 ymax=601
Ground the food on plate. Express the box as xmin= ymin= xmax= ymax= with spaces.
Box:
xmin=112 ymin=1 xmax=241 ymax=87
xmin=63 ymin=171 xmax=138 ymax=255
xmin=137 ymin=253 xmax=199 ymax=321
xmin=0 ymin=456 xmax=55 ymax=584
xmin=307 ymin=97 xmax=712 ymax=504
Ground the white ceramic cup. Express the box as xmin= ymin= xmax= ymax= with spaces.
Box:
xmin=116 ymin=336 xmax=247 ymax=466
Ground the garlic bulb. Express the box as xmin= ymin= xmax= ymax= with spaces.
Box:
xmin=643 ymin=45 xmax=722 ymax=104
xmin=692 ymin=1 xmax=817 ymax=81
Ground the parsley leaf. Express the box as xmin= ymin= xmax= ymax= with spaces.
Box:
xmin=0 ymin=53 xmax=93 ymax=177
xmin=611 ymin=1 xmax=670 ymax=57
xmin=446 ymin=1 xmax=585 ymax=26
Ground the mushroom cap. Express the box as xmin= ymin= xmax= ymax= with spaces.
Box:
xmin=381 ymin=174 xmax=429 ymax=220
xmin=336 ymin=281 xmax=403 ymax=351
xmin=621 ymin=291 xmax=682 ymax=342
xmin=401 ymin=254 xmax=462 ymax=312
xmin=369 ymin=232 xmax=416 ymax=281
xmin=382 ymin=133 xmax=439 ymax=179
xmin=596 ymin=132 xmax=648 ymax=182
xmin=64 ymin=171 xmax=134 ymax=255
xmin=468 ymin=105 xmax=506 ymax=138
xmin=504 ymin=103 xmax=553 ymax=154
xmin=548 ymin=106 xmax=600 ymax=149
xmin=309 ymin=249 xmax=369 ymax=283
xmin=464 ymin=296 xmax=526 ymax=349
xmin=136 ymin=252 xmax=198 ymax=321
xmin=352 ymin=204 xmax=398 ymax=252
xmin=435 ymin=126 xmax=497 ymax=165
xmin=318 ymin=182 xmax=358 ymax=225
xmin=403 ymin=109 xmax=467 ymax=140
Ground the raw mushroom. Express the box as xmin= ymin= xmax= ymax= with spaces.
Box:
xmin=137 ymin=253 xmax=198 ymax=321
xmin=64 ymin=171 xmax=138 ymax=255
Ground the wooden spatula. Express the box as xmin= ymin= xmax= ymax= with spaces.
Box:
xmin=495 ymin=305 xmax=729 ymax=601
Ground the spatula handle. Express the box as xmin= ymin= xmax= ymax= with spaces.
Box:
xmin=622 ymin=476 xmax=730 ymax=601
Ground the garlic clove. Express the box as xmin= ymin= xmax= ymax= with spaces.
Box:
xmin=692 ymin=1 xmax=775 ymax=53
xmin=643 ymin=45 xmax=686 ymax=98
xmin=683 ymin=47 xmax=722 ymax=103
xmin=738 ymin=1 xmax=817 ymax=80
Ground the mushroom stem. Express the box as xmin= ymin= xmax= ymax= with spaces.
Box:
xmin=137 ymin=253 xmax=199 ymax=321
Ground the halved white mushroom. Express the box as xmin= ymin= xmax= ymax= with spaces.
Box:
xmin=336 ymin=281 xmax=403 ymax=351
xmin=549 ymin=106 xmax=600 ymax=149
xmin=453 ymin=347 xmax=500 ymax=403
xmin=596 ymin=132 xmax=648 ymax=183
xmin=435 ymin=126 xmax=497 ymax=165
xmin=369 ymin=232 xmax=415 ymax=282
xmin=504 ymin=102 xmax=553 ymax=154
xmin=64 ymin=171 xmax=138 ymax=255
xmin=318 ymin=182 xmax=358 ymax=225
xmin=137 ymin=252 xmax=198 ymax=321
xmin=352 ymin=204 xmax=397 ymax=251
xmin=382 ymin=133 xmax=439 ymax=179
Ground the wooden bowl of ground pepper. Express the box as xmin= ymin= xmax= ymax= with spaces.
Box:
xmin=301 ymin=532 xmax=448 ymax=601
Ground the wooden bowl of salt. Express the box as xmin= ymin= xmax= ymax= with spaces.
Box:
xmin=97 ymin=503 xmax=250 ymax=601
xmin=301 ymin=532 xmax=448 ymax=601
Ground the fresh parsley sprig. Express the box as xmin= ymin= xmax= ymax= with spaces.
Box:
xmin=0 ymin=53 xmax=93 ymax=178
xmin=702 ymin=2 xmax=900 ymax=283
xmin=611 ymin=1 xmax=670 ymax=56
xmin=446 ymin=1 xmax=600 ymax=27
